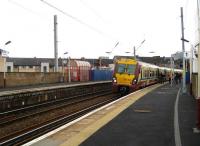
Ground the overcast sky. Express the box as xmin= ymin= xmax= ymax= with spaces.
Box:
xmin=0 ymin=0 xmax=198 ymax=59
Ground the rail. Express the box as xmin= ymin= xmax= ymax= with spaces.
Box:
xmin=0 ymin=90 xmax=118 ymax=145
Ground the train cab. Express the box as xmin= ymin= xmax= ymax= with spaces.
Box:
xmin=112 ymin=58 xmax=138 ymax=94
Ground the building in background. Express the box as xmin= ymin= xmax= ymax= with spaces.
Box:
xmin=0 ymin=56 xmax=182 ymax=73
xmin=5 ymin=57 xmax=66 ymax=72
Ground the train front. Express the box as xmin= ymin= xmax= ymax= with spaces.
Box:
xmin=112 ymin=58 xmax=138 ymax=94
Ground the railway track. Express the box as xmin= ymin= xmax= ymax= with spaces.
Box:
xmin=0 ymin=81 xmax=112 ymax=112
xmin=0 ymin=89 xmax=119 ymax=146
xmin=0 ymin=89 xmax=110 ymax=126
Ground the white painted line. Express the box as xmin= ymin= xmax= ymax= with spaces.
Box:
xmin=105 ymin=106 xmax=115 ymax=110
xmin=23 ymin=86 xmax=154 ymax=146
xmin=174 ymin=88 xmax=182 ymax=146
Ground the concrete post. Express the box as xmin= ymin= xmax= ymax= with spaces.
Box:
xmin=54 ymin=15 xmax=58 ymax=72
xmin=180 ymin=7 xmax=186 ymax=93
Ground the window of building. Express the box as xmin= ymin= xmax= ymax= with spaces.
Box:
xmin=43 ymin=66 xmax=47 ymax=72
xmin=7 ymin=66 xmax=11 ymax=72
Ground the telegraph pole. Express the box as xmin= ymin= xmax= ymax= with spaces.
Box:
xmin=180 ymin=7 xmax=186 ymax=93
xmin=54 ymin=15 xmax=58 ymax=72
xmin=133 ymin=46 xmax=136 ymax=59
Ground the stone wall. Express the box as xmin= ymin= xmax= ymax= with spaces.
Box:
xmin=0 ymin=72 xmax=66 ymax=88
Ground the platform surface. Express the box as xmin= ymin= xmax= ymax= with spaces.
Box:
xmin=25 ymin=84 xmax=200 ymax=146
xmin=80 ymin=84 xmax=200 ymax=146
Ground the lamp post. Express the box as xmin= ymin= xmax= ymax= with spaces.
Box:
xmin=63 ymin=52 xmax=71 ymax=83
xmin=105 ymin=51 xmax=112 ymax=55
xmin=105 ymin=51 xmax=112 ymax=59
xmin=125 ymin=51 xmax=131 ymax=54
xmin=62 ymin=52 xmax=68 ymax=82
xmin=124 ymin=51 xmax=131 ymax=58
xmin=2 ymin=41 xmax=11 ymax=88
xmin=105 ymin=42 xmax=119 ymax=68
xmin=64 ymin=52 xmax=71 ymax=83
xmin=105 ymin=42 xmax=119 ymax=57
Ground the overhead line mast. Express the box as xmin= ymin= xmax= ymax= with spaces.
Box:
xmin=54 ymin=15 xmax=58 ymax=72
xmin=180 ymin=7 xmax=186 ymax=94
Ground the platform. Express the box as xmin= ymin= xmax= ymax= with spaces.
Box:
xmin=24 ymin=83 xmax=200 ymax=146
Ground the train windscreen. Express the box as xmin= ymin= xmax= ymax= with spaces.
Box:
xmin=117 ymin=64 xmax=126 ymax=73
xmin=116 ymin=64 xmax=136 ymax=74
xmin=127 ymin=64 xmax=136 ymax=75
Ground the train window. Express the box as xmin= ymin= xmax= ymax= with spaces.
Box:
xmin=142 ymin=68 xmax=146 ymax=78
xmin=145 ymin=70 xmax=149 ymax=78
xmin=117 ymin=64 xmax=126 ymax=73
xmin=127 ymin=64 xmax=136 ymax=74
xmin=144 ymin=70 xmax=147 ymax=78
xmin=154 ymin=71 xmax=155 ymax=77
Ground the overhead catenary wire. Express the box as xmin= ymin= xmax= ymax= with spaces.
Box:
xmin=79 ymin=0 xmax=107 ymax=23
xmin=8 ymin=0 xmax=122 ymax=48
xmin=79 ymin=0 xmax=121 ymax=48
xmin=40 ymin=0 xmax=114 ymax=40
xmin=7 ymin=0 xmax=51 ymax=21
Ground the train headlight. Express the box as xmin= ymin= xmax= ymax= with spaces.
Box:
xmin=113 ymin=77 xmax=117 ymax=83
xmin=132 ymin=79 xmax=137 ymax=85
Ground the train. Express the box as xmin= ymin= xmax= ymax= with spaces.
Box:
xmin=112 ymin=56 xmax=182 ymax=94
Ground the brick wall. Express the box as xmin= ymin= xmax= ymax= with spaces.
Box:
xmin=0 ymin=72 xmax=66 ymax=88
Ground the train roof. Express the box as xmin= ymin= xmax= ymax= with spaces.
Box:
xmin=159 ymin=66 xmax=182 ymax=72
xmin=113 ymin=56 xmax=135 ymax=60
xmin=114 ymin=56 xmax=183 ymax=72
xmin=138 ymin=61 xmax=159 ymax=69
xmin=138 ymin=61 xmax=183 ymax=72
